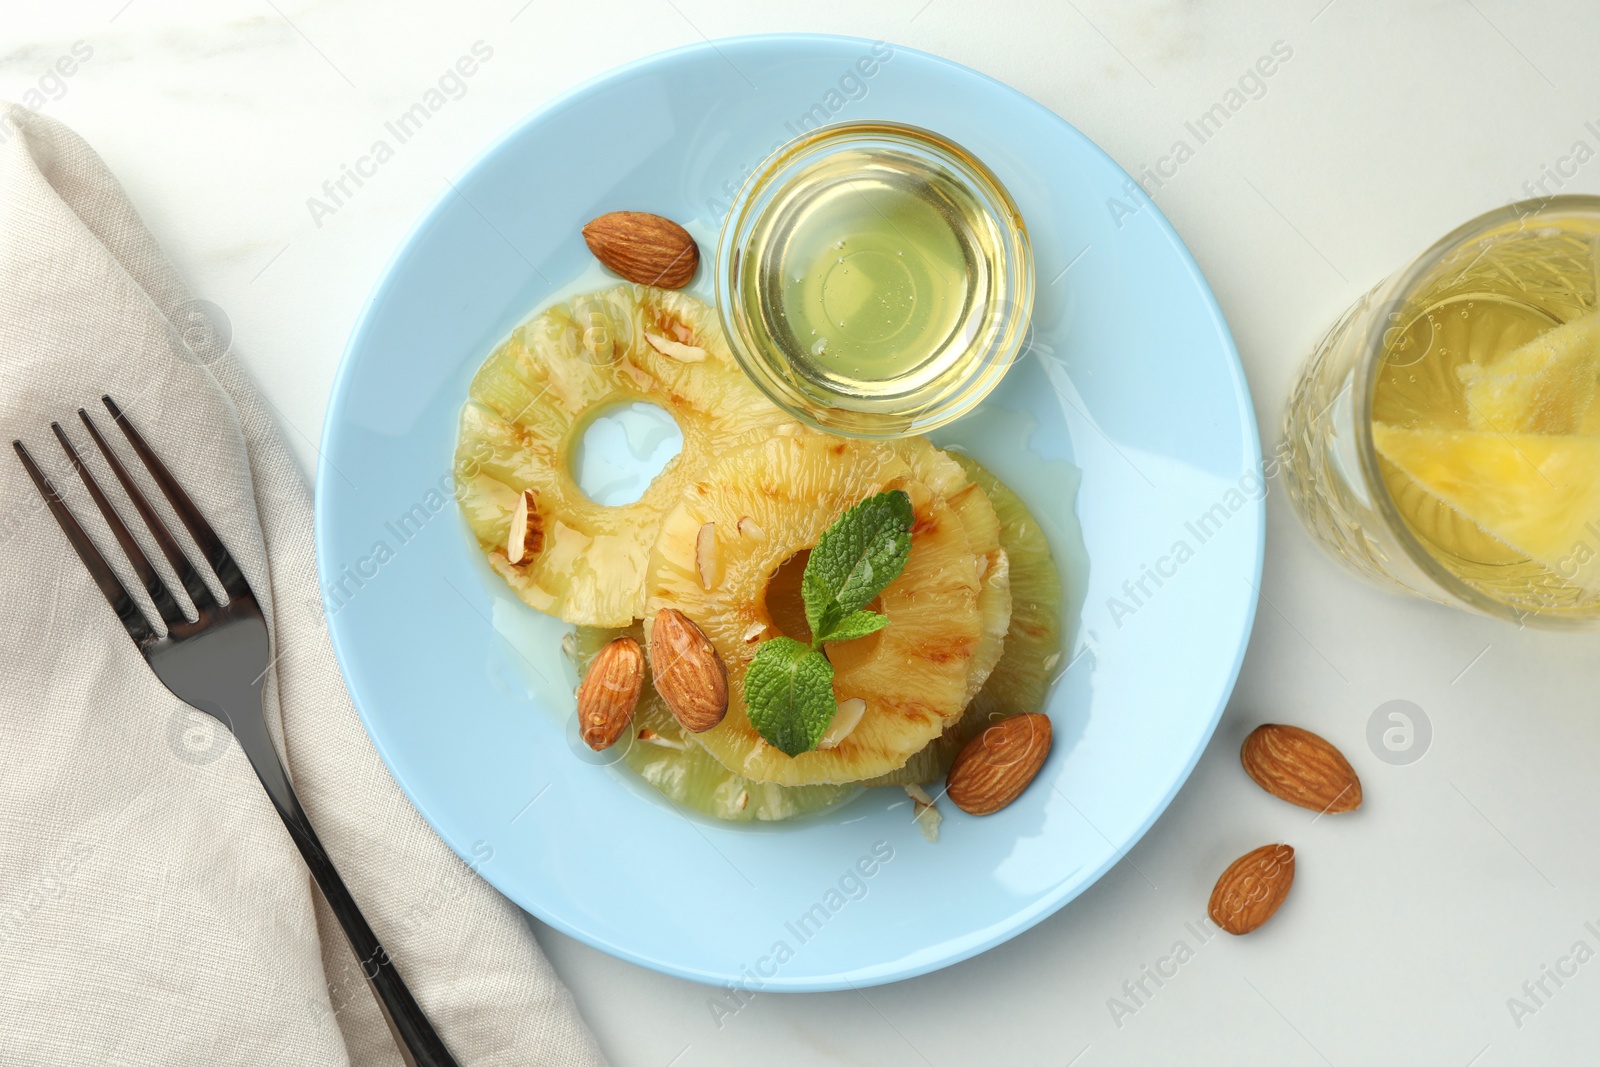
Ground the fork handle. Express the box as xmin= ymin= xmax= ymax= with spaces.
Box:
xmin=230 ymin=710 xmax=462 ymax=1067
xmin=277 ymin=803 xmax=461 ymax=1067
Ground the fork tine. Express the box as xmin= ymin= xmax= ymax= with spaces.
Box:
xmin=13 ymin=440 xmax=159 ymax=646
xmin=51 ymin=423 xmax=188 ymax=628
xmin=78 ymin=409 xmax=218 ymax=613
xmin=101 ymin=396 xmax=253 ymax=603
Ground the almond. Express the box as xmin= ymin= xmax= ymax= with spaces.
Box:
xmin=945 ymin=713 xmax=1052 ymax=815
xmin=1208 ymin=843 xmax=1295 ymax=935
xmin=506 ymin=488 xmax=542 ymax=564
xmin=575 ymin=637 xmax=644 ymax=750
xmin=1241 ymin=724 xmax=1362 ymax=813
xmin=650 ymin=608 xmax=728 ymax=732
xmin=582 ymin=211 xmax=699 ymax=289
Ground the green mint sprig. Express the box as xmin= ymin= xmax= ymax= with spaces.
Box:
xmin=745 ymin=490 xmax=913 ymax=757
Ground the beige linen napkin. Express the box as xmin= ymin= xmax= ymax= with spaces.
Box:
xmin=0 ymin=106 xmax=607 ymax=1066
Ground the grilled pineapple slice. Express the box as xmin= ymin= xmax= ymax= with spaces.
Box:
xmin=870 ymin=455 xmax=1064 ymax=786
xmin=575 ymin=625 xmax=861 ymax=821
xmin=455 ymin=285 xmax=790 ymax=626
xmin=757 ymin=445 xmax=1010 ymax=692
xmin=643 ymin=433 xmax=984 ymax=786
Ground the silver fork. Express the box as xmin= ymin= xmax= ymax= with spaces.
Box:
xmin=14 ymin=396 xmax=459 ymax=1067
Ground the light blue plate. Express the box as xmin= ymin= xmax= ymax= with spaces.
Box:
xmin=315 ymin=33 xmax=1262 ymax=991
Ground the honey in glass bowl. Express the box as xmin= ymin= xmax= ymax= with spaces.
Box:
xmin=716 ymin=121 xmax=1034 ymax=438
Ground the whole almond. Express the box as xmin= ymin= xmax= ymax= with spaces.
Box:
xmin=1208 ymin=843 xmax=1295 ymax=935
xmin=1241 ymin=724 xmax=1362 ymax=813
xmin=582 ymin=211 xmax=699 ymax=289
xmin=650 ymin=608 xmax=727 ymax=732
xmin=945 ymin=713 xmax=1052 ymax=815
xmin=576 ymin=637 xmax=645 ymax=750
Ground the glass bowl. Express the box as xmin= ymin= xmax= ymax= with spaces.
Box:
xmin=715 ymin=121 xmax=1034 ymax=438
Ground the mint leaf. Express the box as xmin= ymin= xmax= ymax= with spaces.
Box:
xmin=819 ymin=609 xmax=888 ymax=643
xmin=744 ymin=490 xmax=913 ymax=758
xmin=744 ymin=637 xmax=838 ymax=756
xmin=802 ymin=490 xmax=913 ymax=643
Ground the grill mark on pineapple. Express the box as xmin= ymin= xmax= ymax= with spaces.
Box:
xmin=947 ymin=482 xmax=981 ymax=507
xmin=919 ymin=640 xmax=976 ymax=665
xmin=618 ymin=360 xmax=657 ymax=393
xmin=516 ymin=491 xmax=546 ymax=559
xmin=870 ymin=697 xmax=942 ymax=725
xmin=894 ymin=627 xmax=979 ymax=667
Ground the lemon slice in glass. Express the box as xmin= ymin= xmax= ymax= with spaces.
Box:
xmin=1457 ymin=311 xmax=1600 ymax=435
xmin=1374 ymin=424 xmax=1600 ymax=593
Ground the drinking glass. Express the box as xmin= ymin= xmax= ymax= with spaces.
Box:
xmin=1283 ymin=195 xmax=1600 ymax=628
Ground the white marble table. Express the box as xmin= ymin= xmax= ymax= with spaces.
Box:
xmin=13 ymin=0 xmax=1600 ymax=1062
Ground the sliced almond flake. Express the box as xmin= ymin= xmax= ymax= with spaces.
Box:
xmin=644 ymin=331 xmax=707 ymax=363
xmin=736 ymin=515 xmax=765 ymax=540
xmin=742 ymin=620 xmax=768 ymax=644
xmin=904 ymin=784 xmax=942 ymax=843
xmin=506 ymin=489 xmax=533 ymax=563
xmin=1042 ymin=652 xmax=1062 ymax=672
xmin=734 ymin=790 xmax=749 ymax=813
xmin=818 ymin=697 xmax=866 ymax=750
xmin=695 ymin=522 xmax=718 ymax=590
xmin=637 ymin=728 xmax=688 ymax=751
xmin=669 ymin=321 xmax=695 ymax=344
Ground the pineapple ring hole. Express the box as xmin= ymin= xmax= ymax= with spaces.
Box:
xmin=761 ymin=550 xmax=886 ymax=662
xmin=570 ymin=402 xmax=683 ymax=506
